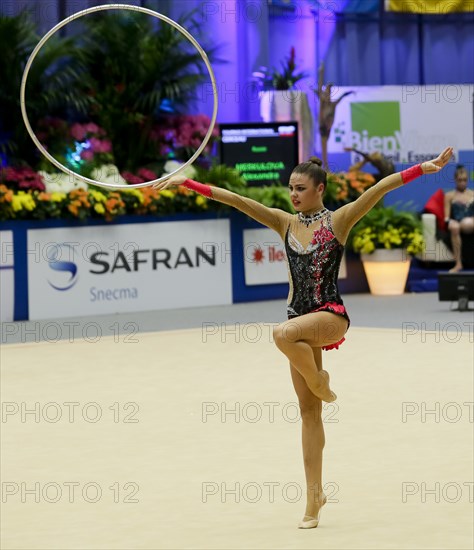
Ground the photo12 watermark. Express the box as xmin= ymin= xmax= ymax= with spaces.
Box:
xmin=1 ymin=321 xmax=140 ymax=344
xmin=201 ymin=480 xmax=339 ymax=504
xmin=1 ymin=481 xmax=139 ymax=504
xmin=402 ymin=481 xmax=473 ymax=503
xmin=401 ymin=322 xmax=473 ymax=344
xmin=201 ymin=320 xmax=343 ymax=344
xmin=401 ymin=402 xmax=473 ymax=424
xmin=201 ymin=400 xmax=339 ymax=424
xmin=1 ymin=401 xmax=140 ymax=424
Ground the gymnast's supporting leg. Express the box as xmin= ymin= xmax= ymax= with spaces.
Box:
xmin=273 ymin=312 xmax=348 ymax=403
xmin=448 ymin=220 xmax=463 ymax=272
xmin=290 ymin=347 xmax=327 ymax=528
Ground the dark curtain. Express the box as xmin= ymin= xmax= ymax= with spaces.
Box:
xmin=324 ymin=11 xmax=474 ymax=85
xmin=2 ymin=1 xmax=473 ymax=86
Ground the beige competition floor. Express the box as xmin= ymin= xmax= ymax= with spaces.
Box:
xmin=1 ymin=325 xmax=473 ymax=550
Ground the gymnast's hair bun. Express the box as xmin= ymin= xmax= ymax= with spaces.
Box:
xmin=308 ymin=156 xmax=323 ymax=167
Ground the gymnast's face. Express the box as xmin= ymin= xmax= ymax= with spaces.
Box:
xmin=288 ymin=173 xmax=325 ymax=213
xmin=455 ymin=170 xmax=468 ymax=192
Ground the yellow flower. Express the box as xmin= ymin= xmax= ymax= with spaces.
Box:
xmin=51 ymin=192 xmax=66 ymax=202
xmin=11 ymin=195 xmax=23 ymax=212
xmin=90 ymin=190 xmax=107 ymax=203
xmin=94 ymin=203 xmax=106 ymax=214
xmin=361 ymin=241 xmax=375 ymax=254
xmin=159 ymin=190 xmax=174 ymax=199
xmin=121 ymin=188 xmax=145 ymax=204
xmin=195 ymin=195 xmax=207 ymax=207
xmin=11 ymin=192 xmax=36 ymax=212
xmin=22 ymin=194 xmax=36 ymax=211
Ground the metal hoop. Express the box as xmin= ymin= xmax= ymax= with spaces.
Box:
xmin=20 ymin=3 xmax=218 ymax=190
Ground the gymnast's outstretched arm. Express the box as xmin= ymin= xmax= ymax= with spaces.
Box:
xmin=331 ymin=146 xmax=454 ymax=244
xmin=154 ymin=174 xmax=290 ymax=238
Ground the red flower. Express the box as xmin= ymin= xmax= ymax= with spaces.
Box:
xmin=122 ymin=172 xmax=145 ymax=185
xmin=137 ymin=168 xmax=157 ymax=181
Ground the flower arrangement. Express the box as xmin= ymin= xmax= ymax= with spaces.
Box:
xmin=1 ymin=167 xmax=46 ymax=192
xmin=253 ymin=47 xmax=308 ymax=91
xmin=0 ymin=183 xmax=212 ymax=222
xmin=348 ymin=204 xmax=425 ymax=256
xmin=0 ymin=163 xmax=306 ymax=222
xmin=324 ymin=170 xmax=376 ymax=205
xmin=0 ymin=161 xmax=216 ymax=222
xmin=36 ymin=118 xmax=114 ymax=178
xmin=150 ymin=114 xmax=219 ymax=162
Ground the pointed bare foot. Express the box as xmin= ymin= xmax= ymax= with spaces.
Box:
xmin=449 ymin=264 xmax=463 ymax=273
xmin=317 ymin=370 xmax=337 ymax=403
xmin=298 ymin=493 xmax=327 ymax=529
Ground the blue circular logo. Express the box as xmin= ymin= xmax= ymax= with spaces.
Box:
xmin=47 ymin=243 xmax=78 ymax=291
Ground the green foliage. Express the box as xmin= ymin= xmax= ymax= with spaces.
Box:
xmin=244 ymin=185 xmax=294 ymax=212
xmin=254 ymin=47 xmax=308 ymax=91
xmin=271 ymin=47 xmax=308 ymax=91
xmin=1 ymin=9 xmax=222 ymax=173
xmin=76 ymin=10 xmax=221 ymax=171
xmin=0 ymin=11 xmax=88 ymax=165
xmin=195 ymin=164 xmax=294 ymax=214
xmin=195 ymin=164 xmax=248 ymax=194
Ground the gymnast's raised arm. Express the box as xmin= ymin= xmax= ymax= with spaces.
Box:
xmin=331 ymin=146 xmax=454 ymax=244
xmin=153 ymin=174 xmax=290 ymax=238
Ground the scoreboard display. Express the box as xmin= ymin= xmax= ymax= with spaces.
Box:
xmin=219 ymin=122 xmax=299 ymax=186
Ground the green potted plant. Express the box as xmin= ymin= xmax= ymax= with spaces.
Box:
xmin=74 ymin=9 xmax=221 ymax=172
xmin=0 ymin=11 xmax=88 ymax=167
xmin=254 ymin=47 xmax=312 ymax=162
xmin=348 ymin=204 xmax=425 ymax=295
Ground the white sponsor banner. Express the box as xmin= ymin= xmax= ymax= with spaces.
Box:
xmin=0 ymin=231 xmax=14 ymax=322
xmin=243 ymin=227 xmax=347 ymax=286
xmin=244 ymin=228 xmax=288 ymax=285
xmin=27 ymin=220 xmax=232 ymax=320
xmin=326 ymin=85 xmax=473 ymax=163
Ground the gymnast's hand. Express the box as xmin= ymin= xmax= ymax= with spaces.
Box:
xmin=420 ymin=146 xmax=454 ymax=174
xmin=153 ymin=174 xmax=188 ymax=190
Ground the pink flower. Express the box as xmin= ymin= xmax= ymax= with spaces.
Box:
xmin=88 ymin=138 xmax=102 ymax=152
xmin=102 ymin=140 xmax=112 ymax=153
xmin=85 ymin=122 xmax=99 ymax=134
xmin=71 ymin=123 xmax=87 ymax=141
xmin=87 ymin=138 xmax=111 ymax=154
xmin=81 ymin=150 xmax=94 ymax=161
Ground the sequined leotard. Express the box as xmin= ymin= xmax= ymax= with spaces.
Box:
xmin=285 ymin=210 xmax=350 ymax=327
xmin=193 ymin=172 xmax=407 ymax=350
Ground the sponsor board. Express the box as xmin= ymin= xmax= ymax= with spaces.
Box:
xmin=0 ymin=231 xmax=14 ymax=322
xmin=243 ymin=228 xmax=288 ymax=285
xmin=327 ymin=85 xmax=473 ymax=164
xmin=27 ymin=220 xmax=232 ymax=319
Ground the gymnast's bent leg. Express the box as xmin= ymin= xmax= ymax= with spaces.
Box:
xmin=290 ymin=346 xmax=327 ymax=528
xmin=273 ymin=311 xmax=348 ymax=402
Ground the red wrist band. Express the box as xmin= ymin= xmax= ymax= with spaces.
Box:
xmin=400 ymin=164 xmax=423 ymax=184
xmin=182 ymin=178 xmax=212 ymax=198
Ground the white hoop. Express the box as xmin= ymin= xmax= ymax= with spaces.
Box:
xmin=20 ymin=3 xmax=218 ymax=190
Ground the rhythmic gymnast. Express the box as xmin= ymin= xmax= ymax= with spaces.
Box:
xmin=154 ymin=146 xmax=453 ymax=528
xmin=444 ymin=164 xmax=474 ymax=272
